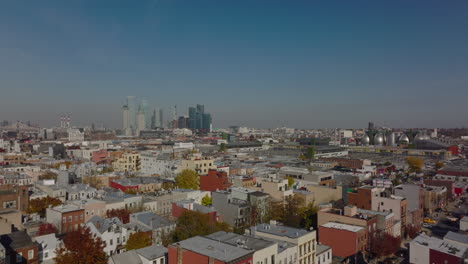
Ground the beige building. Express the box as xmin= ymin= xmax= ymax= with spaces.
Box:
xmin=305 ymin=185 xmax=343 ymax=205
xmin=249 ymin=221 xmax=317 ymax=264
xmin=69 ymin=199 xmax=107 ymax=222
xmin=112 ymin=152 xmax=141 ymax=172
xmin=250 ymin=178 xmax=293 ymax=202
xmin=180 ymin=156 xmax=216 ymax=175
xmin=0 ymin=210 xmax=22 ymax=235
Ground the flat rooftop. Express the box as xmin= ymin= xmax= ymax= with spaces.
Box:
xmin=412 ymin=234 xmax=467 ymax=258
xmin=321 ymin=222 xmax=364 ymax=233
xmin=173 ymin=236 xmax=253 ymax=262
xmin=254 ymin=223 xmax=312 ymax=239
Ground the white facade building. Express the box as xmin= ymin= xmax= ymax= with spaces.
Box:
xmin=86 ymin=216 xmax=129 ymax=256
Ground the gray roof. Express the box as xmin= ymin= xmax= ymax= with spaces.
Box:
xmin=173 ymin=236 xmax=253 ymax=262
xmin=252 ymin=223 xmax=312 ymax=239
xmin=444 ymin=231 xmax=468 ymax=245
xmin=130 ymin=211 xmax=174 ymax=229
xmin=0 ymin=231 xmax=37 ymax=250
xmin=136 ymin=244 xmax=167 ymax=260
xmin=316 ymin=244 xmax=331 ymax=255
xmin=258 ymin=237 xmax=296 ymax=254
xmin=461 ymin=216 xmax=468 ymax=223
xmin=205 ymin=231 xmax=274 ymax=251
xmin=110 ymin=250 xmax=142 ymax=264
xmin=87 ymin=216 xmax=123 ymax=234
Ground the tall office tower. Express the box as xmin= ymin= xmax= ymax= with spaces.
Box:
xmin=159 ymin=108 xmax=164 ymax=128
xmin=188 ymin=106 xmax=196 ymax=129
xmin=202 ymin=113 xmax=212 ymax=132
xmin=140 ymin=98 xmax=150 ymax=129
xmin=122 ymin=105 xmax=131 ymax=136
xmin=187 ymin=104 xmax=212 ymax=132
xmin=126 ymin=96 xmax=137 ymax=129
xmin=151 ymin=109 xmax=157 ymax=129
xmin=136 ymin=106 xmax=146 ymax=135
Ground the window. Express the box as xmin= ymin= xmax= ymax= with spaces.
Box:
xmin=16 ymin=253 xmax=22 ymax=263
xmin=68 ymin=216 xmax=72 ymax=222
xmin=45 ymin=252 xmax=48 ymax=258
xmin=117 ymin=237 xmax=120 ymax=244
xmin=110 ymin=239 xmax=113 ymax=246
xmin=80 ymin=214 xmax=84 ymax=220
xmin=63 ymin=217 xmax=66 ymax=223
xmin=28 ymin=249 xmax=34 ymax=260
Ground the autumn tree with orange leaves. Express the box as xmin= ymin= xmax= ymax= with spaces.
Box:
xmin=55 ymin=226 xmax=107 ymax=264
xmin=106 ymin=208 xmax=131 ymax=224
xmin=27 ymin=196 xmax=62 ymax=217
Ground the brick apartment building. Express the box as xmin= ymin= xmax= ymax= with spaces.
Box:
xmin=319 ymin=222 xmax=366 ymax=258
xmin=347 ymin=186 xmax=380 ymax=210
xmin=0 ymin=231 xmax=38 ymax=264
xmin=319 ymin=158 xmax=368 ymax=170
xmin=168 ymin=236 xmax=253 ymax=264
xmin=423 ymin=179 xmax=455 ymax=200
xmin=199 ymin=170 xmax=232 ymax=192
xmin=0 ymin=185 xmax=29 ymax=213
xmin=318 ymin=206 xmax=377 ymax=250
xmin=46 ymin=205 xmax=84 ymax=234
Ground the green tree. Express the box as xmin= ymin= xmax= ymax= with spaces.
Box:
xmin=219 ymin=143 xmax=227 ymax=152
xmin=170 ymin=211 xmax=230 ymax=244
xmin=287 ymin=177 xmax=294 ymax=188
xmin=125 ymin=231 xmax=152 ymax=251
xmin=201 ymin=194 xmax=212 ymax=206
xmin=306 ymin=147 xmax=315 ymax=161
xmin=300 ymin=201 xmax=319 ymax=230
xmin=406 ymin=156 xmax=424 ymax=173
xmin=175 ymin=169 xmax=199 ymax=189
xmin=55 ymin=226 xmax=107 ymax=264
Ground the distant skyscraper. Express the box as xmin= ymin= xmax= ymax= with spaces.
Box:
xmin=159 ymin=108 xmax=164 ymax=128
xmin=141 ymin=98 xmax=150 ymax=129
xmin=187 ymin=104 xmax=212 ymax=132
xmin=122 ymin=105 xmax=131 ymax=136
xmin=151 ymin=109 xmax=157 ymax=129
xmin=126 ymin=96 xmax=137 ymax=130
xmin=136 ymin=106 xmax=146 ymax=135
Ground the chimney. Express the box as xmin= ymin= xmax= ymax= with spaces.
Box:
xmin=344 ymin=205 xmax=357 ymax=217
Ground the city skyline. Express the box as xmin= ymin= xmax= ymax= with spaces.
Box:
xmin=1 ymin=1 xmax=468 ymax=128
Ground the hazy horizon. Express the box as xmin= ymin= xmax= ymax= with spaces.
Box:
xmin=1 ymin=1 xmax=468 ymax=129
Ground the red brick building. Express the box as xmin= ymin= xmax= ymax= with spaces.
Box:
xmin=347 ymin=186 xmax=375 ymax=210
xmin=319 ymin=158 xmax=365 ymax=170
xmin=46 ymin=205 xmax=85 ymax=234
xmin=200 ymin=170 xmax=232 ymax=192
xmin=0 ymin=185 xmax=29 ymax=213
xmin=319 ymin=222 xmax=366 ymax=258
xmin=423 ymin=179 xmax=455 ymax=200
xmin=1 ymin=231 xmax=39 ymax=264
xmin=168 ymin=236 xmax=253 ymax=264
xmin=109 ymin=180 xmax=139 ymax=193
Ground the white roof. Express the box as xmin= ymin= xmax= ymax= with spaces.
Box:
xmin=321 ymin=222 xmax=364 ymax=233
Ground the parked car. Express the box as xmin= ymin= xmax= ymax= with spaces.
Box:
xmin=424 ymin=217 xmax=437 ymax=224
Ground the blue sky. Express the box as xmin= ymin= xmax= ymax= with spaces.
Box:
xmin=1 ymin=0 xmax=468 ymax=128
